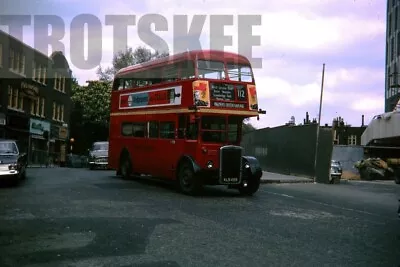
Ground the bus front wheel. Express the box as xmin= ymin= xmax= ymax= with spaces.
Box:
xmin=178 ymin=162 xmax=202 ymax=195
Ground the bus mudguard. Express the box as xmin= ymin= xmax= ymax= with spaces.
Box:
xmin=119 ymin=148 xmax=131 ymax=163
xmin=242 ymin=156 xmax=263 ymax=179
xmin=177 ymin=155 xmax=202 ymax=174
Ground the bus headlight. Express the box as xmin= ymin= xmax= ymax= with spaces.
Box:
xmin=245 ymin=163 xmax=250 ymax=169
xmin=207 ymin=161 xmax=213 ymax=168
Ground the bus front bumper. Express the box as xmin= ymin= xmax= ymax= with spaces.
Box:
xmin=195 ymin=168 xmax=256 ymax=187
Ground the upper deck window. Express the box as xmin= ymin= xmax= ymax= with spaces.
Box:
xmin=163 ymin=63 xmax=180 ymax=82
xmin=197 ymin=60 xmax=225 ymax=80
xmin=227 ymin=63 xmax=253 ymax=82
xmin=180 ymin=60 xmax=195 ymax=79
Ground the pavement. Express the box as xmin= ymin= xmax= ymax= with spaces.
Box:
xmin=0 ymin=168 xmax=399 ymax=267
xmin=261 ymin=171 xmax=313 ymax=183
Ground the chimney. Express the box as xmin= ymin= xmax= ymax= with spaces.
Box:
xmin=361 ymin=114 xmax=364 ymax=126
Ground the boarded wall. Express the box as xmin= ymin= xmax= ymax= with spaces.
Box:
xmin=241 ymin=124 xmax=334 ymax=183
xmin=331 ymin=145 xmax=364 ymax=175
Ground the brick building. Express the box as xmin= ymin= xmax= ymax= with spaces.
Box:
xmin=332 ymin=116 xmax=367 ymax=146
xmin=0 ymin=30 xmax=72 ymax=165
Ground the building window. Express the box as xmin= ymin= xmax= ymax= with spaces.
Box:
xmin=9 ymin=49 xmax=14 ymax=70
xmin=20 ymin=55 xmax=25 ymax=74
xmin=391 ymin=37 xmax=395 ymax=61
xmin=31 ymin=98 xmax=39 ymax=115
xmin=52 ymin=102 xmax=56 ymax=120
xmin=397 ymin=32 xmax=400 ymax=58
xmin=57 ymin=104 xmax=61 ymax=121
xmin=54 ymin=72 xmax=57 ymax=89
xmin=54 ymin=72 xmax=66 ymax=92
xmin=60 ymin=104 xmax=64 ymax=121
xmin=42 ymin=66 xmax=46 ymax=84
xmin=51 ymin=102 xmax=64 ymax=121
xmin=7 ymin=87 xmax=23 ymax=111
xmin=40 ymin=98 xmax=45 ymax=117
xmin=37 ymin=65 xmax=41 ymax=82
xmin=7 ymin=87 xmax=12 ymax=107
xmin=32 ymin=61 xmax=36 ymax=80
xmin=9 ymin=49 xmax=25 ymax=75
xmin=12 ymin=88 xmax=18 ymax=108
xmin=58 ymin=76 xmax=62 ymax=91
xmin=18 ymin=92 xmax=23 ymax=110
xmin=348 ymin=135 xmax=357 ymax=145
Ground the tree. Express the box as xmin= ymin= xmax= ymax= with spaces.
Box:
xmin=96 ymin=46 xmax=169 ymax=82
xmin=71 ymin=81 xmax=112 ymax=126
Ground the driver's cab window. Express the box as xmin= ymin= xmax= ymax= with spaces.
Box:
xmin=228 ymin=116 xmax=242 ymax=143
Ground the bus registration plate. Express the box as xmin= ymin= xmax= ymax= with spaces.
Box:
xmin=222 ymin=177 xmax=239 ymax=183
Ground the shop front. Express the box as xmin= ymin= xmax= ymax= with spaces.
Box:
xmin=5 ymin=111 xmax=30 ymax=151
xmin=29 ymin=118 xmax=51 ymax=165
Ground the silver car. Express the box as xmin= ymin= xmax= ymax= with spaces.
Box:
xmin=88 ymin=141 xmax=109 ymax=170
xmin=330 ymin=160 xmax=343 ymax=183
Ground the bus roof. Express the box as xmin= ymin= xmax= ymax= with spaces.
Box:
xmin=116 ymin=50 xmax=252 ymax=77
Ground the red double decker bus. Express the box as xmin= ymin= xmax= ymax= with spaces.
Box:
xmin=108 ymin=50 xmax=266 ymax=195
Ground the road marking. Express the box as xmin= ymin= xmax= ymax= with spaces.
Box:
xmin=263 ymin=190 xmax=387 ymax=218
xmin=267 ymin=192 xmax=294 ymax=198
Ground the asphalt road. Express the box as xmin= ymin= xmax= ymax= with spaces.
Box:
xmin=0 ymin=168 xmax=399 ymax=267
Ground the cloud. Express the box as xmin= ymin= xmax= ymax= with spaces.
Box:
xmin=351 ymin=96 xmax=384 ymax=112
xmin=0 ymin=0 xmax=385 ymax=129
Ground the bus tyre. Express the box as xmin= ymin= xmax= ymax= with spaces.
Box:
xmin=119 ymin=157 xmax=132 ymax=180
xmin=178 ymin=162 xmax=201 ymax=195
xmin=239 ymin=176 xmax=260 ymax=196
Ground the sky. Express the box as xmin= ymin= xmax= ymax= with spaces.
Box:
xmin=0 ymin=0 xmax=387 ymax=129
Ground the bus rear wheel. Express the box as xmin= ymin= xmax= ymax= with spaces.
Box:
xmin=178 ymin=162 xmax=201 ymax=195
xmin=119 ymin=157 xmax=132 ymax=180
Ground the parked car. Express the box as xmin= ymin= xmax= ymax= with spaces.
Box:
xmin=330 ymin=160 xmax=343 ymax=183
xmin=88 ymin=141 xmax=109 ymax=170
xmin=0 ymin=139 xmax=27 ymax=184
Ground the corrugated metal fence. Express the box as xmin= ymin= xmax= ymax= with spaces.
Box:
xmin=332 ymin=145 xmax=364 ymax=174
xmin=241 ymin=124 xmax=333 ymax=183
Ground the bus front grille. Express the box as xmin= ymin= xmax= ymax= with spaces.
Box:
xmin=219 ymin=145 xmax=243 ymax=184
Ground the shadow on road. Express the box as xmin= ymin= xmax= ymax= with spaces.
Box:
xmin=0 ymin=217 xmax=180 ymax=266
xmin=105 ymin=175 xmax=247 ymax=198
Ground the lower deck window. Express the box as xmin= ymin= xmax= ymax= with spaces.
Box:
xmin=121 ymin=122 xmax=146 ymax=137
xmin=159 ymin=122 xmax=175 ymax=139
